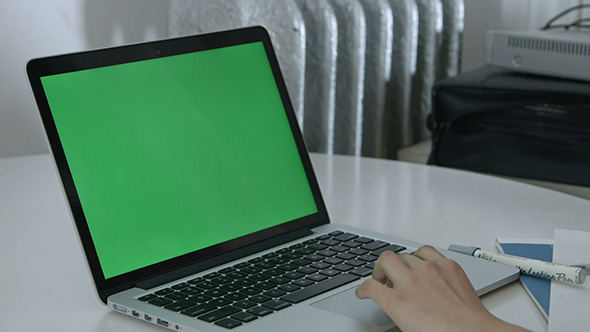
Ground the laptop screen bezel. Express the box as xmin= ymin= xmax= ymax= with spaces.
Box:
xmin=27 ymin=26 xmax=330 ymax=303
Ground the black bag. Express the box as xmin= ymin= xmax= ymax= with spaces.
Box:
xmin=427 ymin=66 xmax=590 ymax=187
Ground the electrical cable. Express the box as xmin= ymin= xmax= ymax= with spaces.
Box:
xmin=541 ymin=4 xmax=590 ymax=30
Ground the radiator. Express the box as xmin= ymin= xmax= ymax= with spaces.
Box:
xmin=169 ymin=0 xmax=464 ymax=159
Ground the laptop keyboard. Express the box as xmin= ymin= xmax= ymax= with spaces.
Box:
xmin=137 ymin=230 xmax=406 ymax=329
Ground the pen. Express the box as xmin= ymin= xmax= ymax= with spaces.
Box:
xmin=448 ymin=244 xmax=587 ymax=285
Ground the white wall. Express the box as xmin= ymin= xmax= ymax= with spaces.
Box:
xmin=0 ymin=0 xmax=585 ymax=157
xmin=0 ymin=0 xmax=169 ymax=158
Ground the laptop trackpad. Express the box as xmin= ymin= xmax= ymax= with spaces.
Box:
xmin=311 ymin=286 xmax=394 ymax=328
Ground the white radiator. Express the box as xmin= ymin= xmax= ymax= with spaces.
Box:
xmin=169 ymin=0 xmax=463 ymax=159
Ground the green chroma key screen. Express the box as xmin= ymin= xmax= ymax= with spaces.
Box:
xmin=40 ymin=41 xmax=318 ymax=279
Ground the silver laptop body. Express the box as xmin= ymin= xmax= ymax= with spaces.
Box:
xmin=27 ymin=26 xmax=518 ymax=332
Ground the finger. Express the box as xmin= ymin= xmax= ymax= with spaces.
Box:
xmin=355 ymin=278 xmax=397 ymax=310
xmin=397 ymin=252 xmax=424 ymax=270
xmin=412 ymin=245 xmax=447 ymax=263
xmin=371 ymin=250 xmax=409 ymax=283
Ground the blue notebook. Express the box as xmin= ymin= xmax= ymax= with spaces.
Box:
xmin=495 ymin=238 xmax=553 ymax=321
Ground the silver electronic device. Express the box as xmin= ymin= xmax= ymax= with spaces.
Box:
xmin=486 ymin=29 xmax=590 ymax=81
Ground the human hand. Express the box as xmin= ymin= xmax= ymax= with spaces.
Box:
xmin=355 ymin=245 xmax=528 ymax=332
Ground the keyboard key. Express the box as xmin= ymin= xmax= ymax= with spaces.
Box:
xmin=204 ymin=272 xmax=221 ymax=279
xmin=315 ymin=234 xmax=331 ymax=240
xmin=155 ymin=288 xmax=174 ymax=296
xmin=247 ymin=306 xmax=273 ymax=317
xmin=281 ymin=273 xmax=360 ymax=303
xmin=306 ymin=274 xmax=328 ymax=282
xmin=329 ymin=245 xmax=349 ymax=252
xmin=309 ymin=262 xmax=330 ymax=270
xmin=354 ymin=237 xmax=375 ymax=244
xmin=358 ymin=254 xmax=378 ymax=262
xmin=304 ymin=254 xmax=324 ymax=262
xmin=188 ymin=277 xmax=204 ymax=284
xmin=350 ymin=267 xmax=373 ymax=277
xmin=333 ymin=233 xmax=358 ymax=242
xmin=194 ymin=281 xmax=218 ymax=290
xmin=212 ymin=276 xmax=233 ymax=285
xmin=209 ymin=298 xmax=233 ymax=307
xmin=278 ymin=284 xmax=301 ymax=292
xmin=296 ymin=266 xmax=317 ymax=275
xmin=335 ymin=253 xmax=356 ymax=260
xmin=239 ymin=287 xmax=262 ymax=296
xmin=345 ymin=259 xmax=366 ymax=267
xmin=262 ymin=252 xmax=279 ymax=259
xmin=226 ymin=271 xmax=248 ymax=279
xmin=171 ymin=282 xmax=190 ymax=290
xmin=282 ymin=252 xmax=303 ymax=260
xmin=255 ymin=262 xmax=275 ymax=269
xmin=342 ymin=241 xmax=362 ymax=248
xmin=308 ymin=243 xmax=328 ymax=251
xmin=215 ymin=318 xmax=242 ymax=329
xmin=164 ymin=299 xmax=197 ymax=312
xmin=250 ymin=274 xmax=271 ymax=281
xmin=181 ymin=303 xmax=216 ymax=317
xmin=292 ymin=258 xmax=312 ymax=266
xmin=295 ymin=248 xmax=315 ymax=255
xmin=263 ymin=289 xmax=287 ymax=297
xmin=263 ymin=268 xmax=284 ymax=277
xmin=323 ymin=257 xmax=343 ymax=265
xmin=204 ymin=289 xmax=228 ymax=297
xmin=220 ymin=266 xmax=236 ymax=274
xmin=332 ymin=264 xmax=354 ymax=272
xmin=277 ymin=264 xmax=298 ymax=271
xmin=180 ymin=286 xmax=203 ymax=296
xmin=234 ymin=279 xmax=257 ymax=287
xmin=317 ymin=249 xmax=337 ymax=257
xmin=248 ymin=257 xmax=264 ymax=264
xmin=292 ymin=279 xmax=315 ymax=287
xmin=319 ymin=269 xmax=340 ymax=277
xmin=231 ymin=312 xmax=258 ymax=322
xmin=269 ymin=276 xmax=291 ymax=285
xmin=198 ymin=306 xmax=241 ymax=322
xmin=371 ymin=244 xmax=407 ymax=256
xmin=361 ymin=240 xmax=390 ymax=251
xmin=164 ymin=292 xmax=188 ymax=301
xmin=277 ymin=248 xmax=292 ymax=254
xmin=253 ymin=282 xmax=275 ymax=290
xmin=249 ymin=294 xmax=272 ymax=303
xmin=148 ymin=297 xmax=173 ymax=307
xmin=348 ymin=248 xmax=369 ymax=256
xmin=262 ymin=299 xmax=291 ymax=311
xmin=320 ymin=239 xmax=340 ymax=246
xmin=241 ymin=266 xmax=263 ymax=274
xmin=220 ymin=284 xmax=242 ymax=292
xmin=189 ymin=294 xmax=212 ymax=303
xmin=225 ymin=292 xmax=248 ymax=301
xmin=328 ymin=230 xmax=344 ymax=236
xmin=284 ymin=272 xmax=305 ymax=280
xmin=233 ymin=262 xmax=250 ymax=269
xmin=138 ymin=294 xmax=157 ymax=302
xmin=234 ymin=300 xmax=257 ymax=309
xmin=289 ymin=243 xmax=306 ymax=249
xmin=268 ymin=257 xmax=289 ymax=265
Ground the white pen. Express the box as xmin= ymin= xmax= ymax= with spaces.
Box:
xmin=448 ymin=244 xmax=588 ymax=285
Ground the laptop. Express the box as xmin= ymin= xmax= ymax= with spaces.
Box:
xmin=27 ymin=26 xmax=518 ymax=332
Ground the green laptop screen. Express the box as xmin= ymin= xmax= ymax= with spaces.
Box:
xmin=40 ymin=41 xmax=318 ymax=279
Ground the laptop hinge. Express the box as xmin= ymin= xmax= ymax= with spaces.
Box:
xmin=135 ymin=227 xmax=314 ymax=290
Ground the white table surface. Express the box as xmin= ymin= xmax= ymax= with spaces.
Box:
xmin=1 ymin=153 xmax=589 ymax=331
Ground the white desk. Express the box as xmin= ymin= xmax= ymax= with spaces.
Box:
xmin=1 ymin=153 xmax=589 ymax=331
